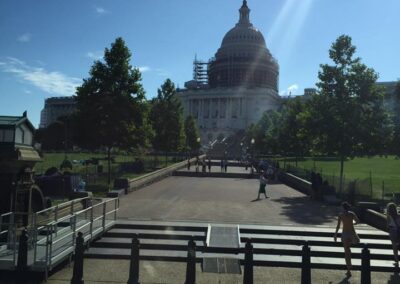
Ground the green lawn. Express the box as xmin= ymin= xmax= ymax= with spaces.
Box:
xmin=280 ymin=156 xmax=400 ymax=198
xmin=34 ymin=152 xmax=185 ymax=197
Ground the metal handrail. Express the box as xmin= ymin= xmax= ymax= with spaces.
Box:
xmin=31 ymin=197 xmax=118 ymax=269
xmin=0 ymin=197 xmax=119 ymax=270
xmin=35 ymin=197 xmax=89 ymax=216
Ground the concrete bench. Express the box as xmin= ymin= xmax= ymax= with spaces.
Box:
xmin=323 ymin=194 xmax=341 ymax=205
xmin=107 ymin=188 xmax=126 ymax=198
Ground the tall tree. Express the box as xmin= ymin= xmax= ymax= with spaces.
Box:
xmin=75 ymin=37 xmax=149 ymax=187
xmin=244 ymin=110 xmax=282 ymax=155
xmin=391 ymin=81 xmax=400 ymax=156
xmin=184 ymin=115 xmax=200 ymax=155
xmin=278 ymin=97 xmax=310 ymax=165
xmin=149 ymin=79 xmax=185 ymax=162
xmin=315 ymin=35 xmax=386 ymax=192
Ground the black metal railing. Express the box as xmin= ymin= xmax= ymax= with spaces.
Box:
xmin=64 ymin=233 xmax=376 ymax=284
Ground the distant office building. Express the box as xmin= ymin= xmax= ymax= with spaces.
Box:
xmin=304 ymin=88 xmax=317 ymax=97
xmin=39 ymin=96 xmax=77 ymax=128
xmin=297 ymin=82 xmax=397 ymax=101
xmin=178 ymin=1 xmax=280 ymax=143
xmin=377 ymin=81 xmax=399 ymax=112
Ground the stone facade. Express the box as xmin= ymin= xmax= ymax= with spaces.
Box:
xmin=180 ymin=87 xmax=280 ymax=142
xmin=39 ymin=96 xmax=77 ymax=128
xmin=178 ymin=1 xmax=280 ymax=144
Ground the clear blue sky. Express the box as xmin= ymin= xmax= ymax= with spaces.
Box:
xmin=1 ymin=0 xmax=399 ymax=127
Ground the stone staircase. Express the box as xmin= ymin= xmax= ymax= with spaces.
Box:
xmin=207 ymin=131 xmax=245 ymax=159
xmin=85 ymin=220 xmax=397 ymax=272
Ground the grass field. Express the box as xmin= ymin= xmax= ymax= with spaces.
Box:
xmin=34 ymin=152 xmax=185 ymax=197
xmin=281 ymin=156 xmax=400 ymax=198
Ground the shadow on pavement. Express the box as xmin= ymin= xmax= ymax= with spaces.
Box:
xmin=388 ymin=272 xmax=400 ymax=283
xmin=273 ymin=196 xmax=338 ymax=225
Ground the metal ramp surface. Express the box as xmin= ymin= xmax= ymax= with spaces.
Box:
xmin=0 ymin=197 xmax=118 ymax=276
xmin=203 ymin=225 xmax=241 ymax=274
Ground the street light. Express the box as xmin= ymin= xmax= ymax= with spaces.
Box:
xmin=239 ymin=142 xmax=244 ymax=161
xmin=251 ymin=138 xmax=255 ymax=159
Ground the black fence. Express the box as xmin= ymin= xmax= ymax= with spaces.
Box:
xmin=283 ymin=164 xmax=398 ymax=206
xmin=51 ymin=233 xmax=375 ymax=284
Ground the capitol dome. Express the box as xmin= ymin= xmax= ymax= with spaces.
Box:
xmin=208 ymin=0 xmax=279 ymax=90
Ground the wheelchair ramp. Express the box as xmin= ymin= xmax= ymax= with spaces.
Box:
xmin=203 ymin=225 xmax=241 ymax=274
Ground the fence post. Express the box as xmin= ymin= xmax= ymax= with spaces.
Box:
xmin=185 ymin=237 xmax=196 ymax=284
xmin=243 ymin=238 xmax=253 ymax=284
xmin=127 ymin=234 xmax=140 ymax=284
xmin=301 ymin=241 xmax=311 ymax=284
xmin=361 ymin=244 xmax=371 ymax=284
xmin=17 ymin=228 xmax=28 ymax=271
xmin=369 ymin=171 xmax=373 ymax=198
xmin=102 ymin=202 xmax=106 ymax=230
xmin=71 ymin=232 xmax=84 ymax=284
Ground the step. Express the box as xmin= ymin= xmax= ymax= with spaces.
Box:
xmin=114 ymin=222 xmax=208 ymax=232
xmin=84 ymin=247 xmax=398 ymax=272
xmin=87 ymin=221 xmax=396 ymax=271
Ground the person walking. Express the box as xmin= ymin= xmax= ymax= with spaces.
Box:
xmin=208 ymin=159 xmax=212 ymax=172
xmin=334 ymin=202 xmax=360 ymax=278
xmin=187 ymin=158 xmax=191 ymax=171
xmin=220 ymin=159 xmax=224 ymax=172
xmin=257 ymin=171 xmax=268 ymax=199
xmin=386 ymin=202 xmax=400 ymax=267
xmin=202 ymin=158 xmax=206 ymax=173
xmin=224 ymin=159 xmax=228 ymax=173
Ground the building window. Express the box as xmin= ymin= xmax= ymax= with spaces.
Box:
xmin=203 ymin=99 xmax=210 ymax=118
xmin=212 ymin=99 xmax=218 ymax=118
xmin=15 ymin=127 xmax=23 ymax=144
xmin=0 ymin=129 xmax=14 ymax=142
xmin=220 ymin=99 xmax=226 ymax=118
xmin=231 ymin=99 xmax=238 ymax=118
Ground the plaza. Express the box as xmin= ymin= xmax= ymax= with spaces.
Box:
xmin=45 ymin=171 xmax=399 ymax=283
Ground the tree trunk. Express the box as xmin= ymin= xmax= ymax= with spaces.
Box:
xmin=339 ymin=154 xmax=345 ymax=195
xmin=107 ymin=147 xmax=111 ymax=191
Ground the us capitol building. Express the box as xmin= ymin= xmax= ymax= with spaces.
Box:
xmin=178 ymin=0 xmax=281 ymax=144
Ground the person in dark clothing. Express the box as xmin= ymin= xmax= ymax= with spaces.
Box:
xmin=224 ymin=160 xmax=228 ymax=172
xmin=208 ymin=159 xmax=212 ymax=172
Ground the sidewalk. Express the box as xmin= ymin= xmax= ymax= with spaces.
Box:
xmin=47 ymin=259 xmax=399 ymax=284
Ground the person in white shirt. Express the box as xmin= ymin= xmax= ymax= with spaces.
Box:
xmin=387 ymin=202 xmax=400 ymax=266
xmin=257 ymin=171 xmax=268 ymax=199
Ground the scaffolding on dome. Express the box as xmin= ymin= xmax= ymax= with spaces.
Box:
xmin=193 ymin=56 xmax=209 ymax=85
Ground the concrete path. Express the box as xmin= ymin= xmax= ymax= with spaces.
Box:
xmin=118 ymin=176 xmax=340 ymax=226
xmin=178 ymin=165 xmax=251 ymax=174
xmin=44 ymin=175 xmax=385 ymax=284
xmin=47 ymin=259 xmax=399 ymax=283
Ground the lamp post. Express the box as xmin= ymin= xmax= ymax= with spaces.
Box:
xmin=196 ymin=137 xmax=200 ymax=155
xmin=251 ymin=138 xmax=255 ymax=159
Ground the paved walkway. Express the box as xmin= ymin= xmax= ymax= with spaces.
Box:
xmin=45 ymin=174 xmax=382 ymax=283
xmin=178 ymin=164 xmax=251 ymax=174
xmin=48 ymin=259 xmax=399 ymax=283
xmin=118 ymin=176 xmax=340 ymax=226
